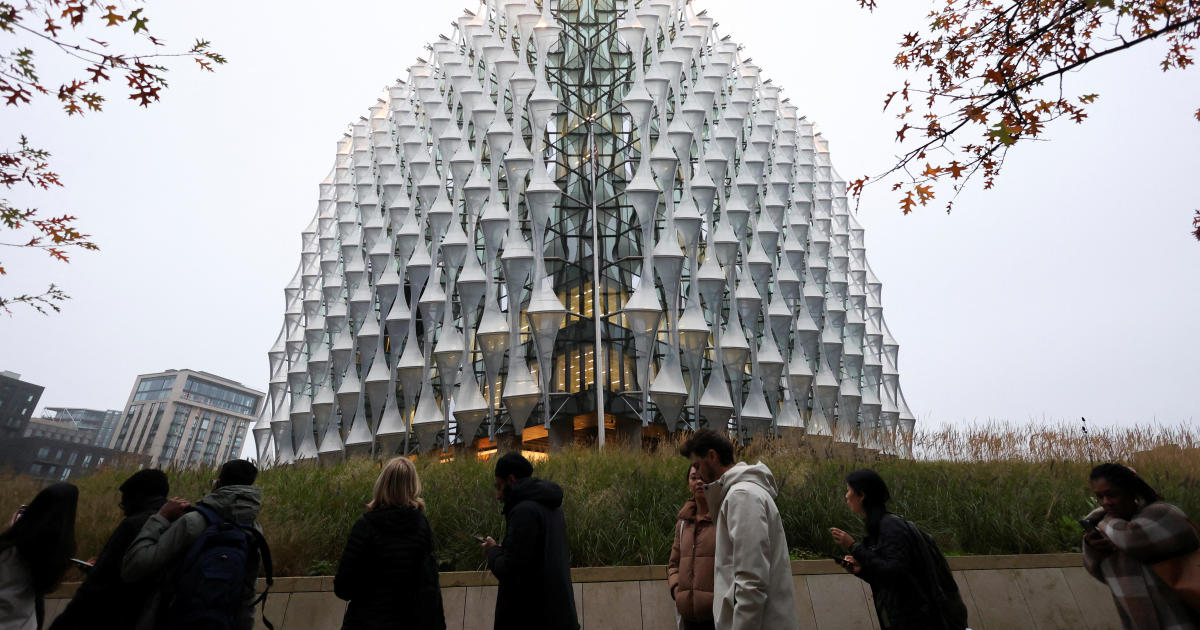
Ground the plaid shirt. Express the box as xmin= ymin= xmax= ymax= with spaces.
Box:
xmin=1082 ymin=502 xmax=1200 ymax=630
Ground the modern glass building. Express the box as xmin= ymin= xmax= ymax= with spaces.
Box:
xmin=0 ymin=370 xmax=42 ymax=444
xmin=258 ymin=0 xmax=915 ymax=463
xmin=42 ymin=407 xmax=122 ymax=449
xmin=113 ymin=370 xmax=263 ymax=469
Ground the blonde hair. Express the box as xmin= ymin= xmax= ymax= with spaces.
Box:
xmin=368 ymin=457 xmax=425 ymax=511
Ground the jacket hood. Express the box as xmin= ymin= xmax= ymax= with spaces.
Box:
xmin=198 ymin=484 xmax=261 ymax=526
xmin=363 ymin=505 xmax=423 ymax=529
xmin=504 ymin=477 xmax=563 ymax=513
xmin=704 ymin=462 xmax=778 ymax=513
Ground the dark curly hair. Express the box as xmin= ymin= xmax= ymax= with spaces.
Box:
xmin=1090 ymin=463 xmax=1161 ymax=504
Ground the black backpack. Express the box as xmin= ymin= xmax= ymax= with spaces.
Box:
xmin=900 ymin=519 xmax=969 ymax=630
xmin=164 ymin=505 xmax=275 ymax=630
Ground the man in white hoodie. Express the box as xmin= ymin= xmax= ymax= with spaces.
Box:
xmin=681 ymin=429 xmax=798 ymax=630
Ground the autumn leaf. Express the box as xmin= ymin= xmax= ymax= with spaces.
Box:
xmin=129 ymin=8 xmax=148 ymax=33
xmin=102 ymin=6 xmax=124 ymax=27
xmin=899 ymin=191 xmax=917 ymax=214
xmin=915 ymin=184 xmax=935 ymax=204
xmin=947 ymin=161 xmax=966 ymax=178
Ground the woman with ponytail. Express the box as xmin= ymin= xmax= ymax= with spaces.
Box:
xmin=829 ymin=470 xmax=966 ymax=630
xmin=1083 ymin=463 xmax=1199 ymax=629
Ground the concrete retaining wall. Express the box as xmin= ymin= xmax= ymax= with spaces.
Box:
xmin=45 ymin=554 xmax=1121 ymax=630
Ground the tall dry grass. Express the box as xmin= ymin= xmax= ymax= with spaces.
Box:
xmin=2 ymin=422 xmax=1196 ymax=576
xmin=912 ymin=420 xmax=1200 ymax=462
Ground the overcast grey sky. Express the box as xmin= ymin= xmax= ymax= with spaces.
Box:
xmin=1 ymin=0 xmax=1196 ymax=433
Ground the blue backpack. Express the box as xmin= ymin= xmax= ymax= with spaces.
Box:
xmin=164 ymin=505 xmax=274 ymax=630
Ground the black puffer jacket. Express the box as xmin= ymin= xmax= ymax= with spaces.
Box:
xmin=51 ymin=495 xmax=166 ymax=630
xmin=333 ymin=506 xmax=444 ymax=630
xmin=486 ymin=478 xmax=579 ymax=630
xmin=851 ymin=514 xmax=949 ymax=630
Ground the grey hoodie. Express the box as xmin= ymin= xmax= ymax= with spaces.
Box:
xmin=122 ymin=485 xmax=264 ymax=630
xmin=704 ymin=462 xmax=799 ymax=630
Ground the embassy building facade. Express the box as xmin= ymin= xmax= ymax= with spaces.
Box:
xmin=258 ymin=0 xmax=915 ymax=463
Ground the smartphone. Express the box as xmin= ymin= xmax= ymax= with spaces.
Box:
xmin=1078 ymin=518 xmax=1098 ymax=534
xmin=70 ymin=558 xmax=94 ymax=572
xmin=828 ymin=554 xmax=852 ymax=569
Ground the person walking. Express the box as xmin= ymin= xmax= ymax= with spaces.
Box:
xmin=51 ymin=470 xmax=170 ymax=630
xmin=0 ymin=483 xmax=78 ymax=630
xmin=122 ymin=459 xmax=269 ymax=630
xmin=1082 ymin=463 xmax=1200 ymax=630
xmin=829 ymin=469 xmax=967 ymax=630
xmin=480 ymin=452 xmax=578 ymax=630
xmin=334 ymin=456 xmax=445 ymax=630
xmin=667 ymin=462 xmax=716 ymax=630
xmin=679 ymin=429 xmax=798 ymax=630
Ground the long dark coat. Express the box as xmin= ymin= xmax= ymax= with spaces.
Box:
xmin=334 ymin=506 xmax=445 ymax=630
xmin=486 ymin=478 xmax=579 ymax=630
xmin=50 ymin=496 xmax=166 ymax=630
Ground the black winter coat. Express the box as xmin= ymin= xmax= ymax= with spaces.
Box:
xmin=851 ymin=513 xmax=949 ymax=630
xmin=333 ymin=506 xmax=445 ymax=630
xmin=50 ymin=496 xmax=166 ymax=630
xmin=486 ymin=478 xmax=578 ymax=630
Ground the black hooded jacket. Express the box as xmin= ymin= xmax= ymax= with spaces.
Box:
xmin=486 ymin=477 xmax=579 ymax=630
xmin=50 ymin=495 xmax=167 ymax=630
xmin=851 ymin=514 xmax=951 ymax=630
xmin=334 ymin=506 xmax=444 ymax=630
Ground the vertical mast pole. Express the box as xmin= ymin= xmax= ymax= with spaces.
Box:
xmin=589 ymin=114 xmax=606 ymax=450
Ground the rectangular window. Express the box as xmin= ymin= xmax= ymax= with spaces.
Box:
xmin=60 ymin=467 xmax=71 ymax=481
xmin=36 ymin=447 xmax=49 ymax=458
xmin=67 ymin=452 xmax=77 ymax=465
xmin=180 ymin=377 xmax=259 ymax=416
xmin=133 ymin=375 xmax=176 ymax=402
xmin=82 ymin=454 xmax=92 ymax=467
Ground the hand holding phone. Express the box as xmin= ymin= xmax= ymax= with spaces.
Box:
xmin=831 ymin=554 xmax=860 ymax=574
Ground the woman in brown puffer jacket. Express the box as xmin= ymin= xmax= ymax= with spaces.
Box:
xmin=668 ymin=463 xmax=716 ymax=630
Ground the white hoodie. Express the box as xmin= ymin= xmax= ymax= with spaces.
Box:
xmin=704 ymin=461 xmax=799 ymax=630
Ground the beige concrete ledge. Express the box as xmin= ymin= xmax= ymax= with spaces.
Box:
xmin=50 ymin=553 xmax=1088 ymax=598
xmin=44 ymin=555 xmax=1119 ymax=630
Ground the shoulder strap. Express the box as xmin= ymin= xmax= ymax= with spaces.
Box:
xmin=189 ymin=504 xmax=221 ymax=526
xmin=243 ymin=525 xmax=274 ymax=630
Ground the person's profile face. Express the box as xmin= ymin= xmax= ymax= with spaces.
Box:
xmin=690 ymin=452 xmax=719 ymax=483
xmin=494 ymin=476 xmax=516 ymax=502
xmin=688 ymin=467 xmax=705 ymax=496
xmin=845 ymin=484 xmax=866 ymax=516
